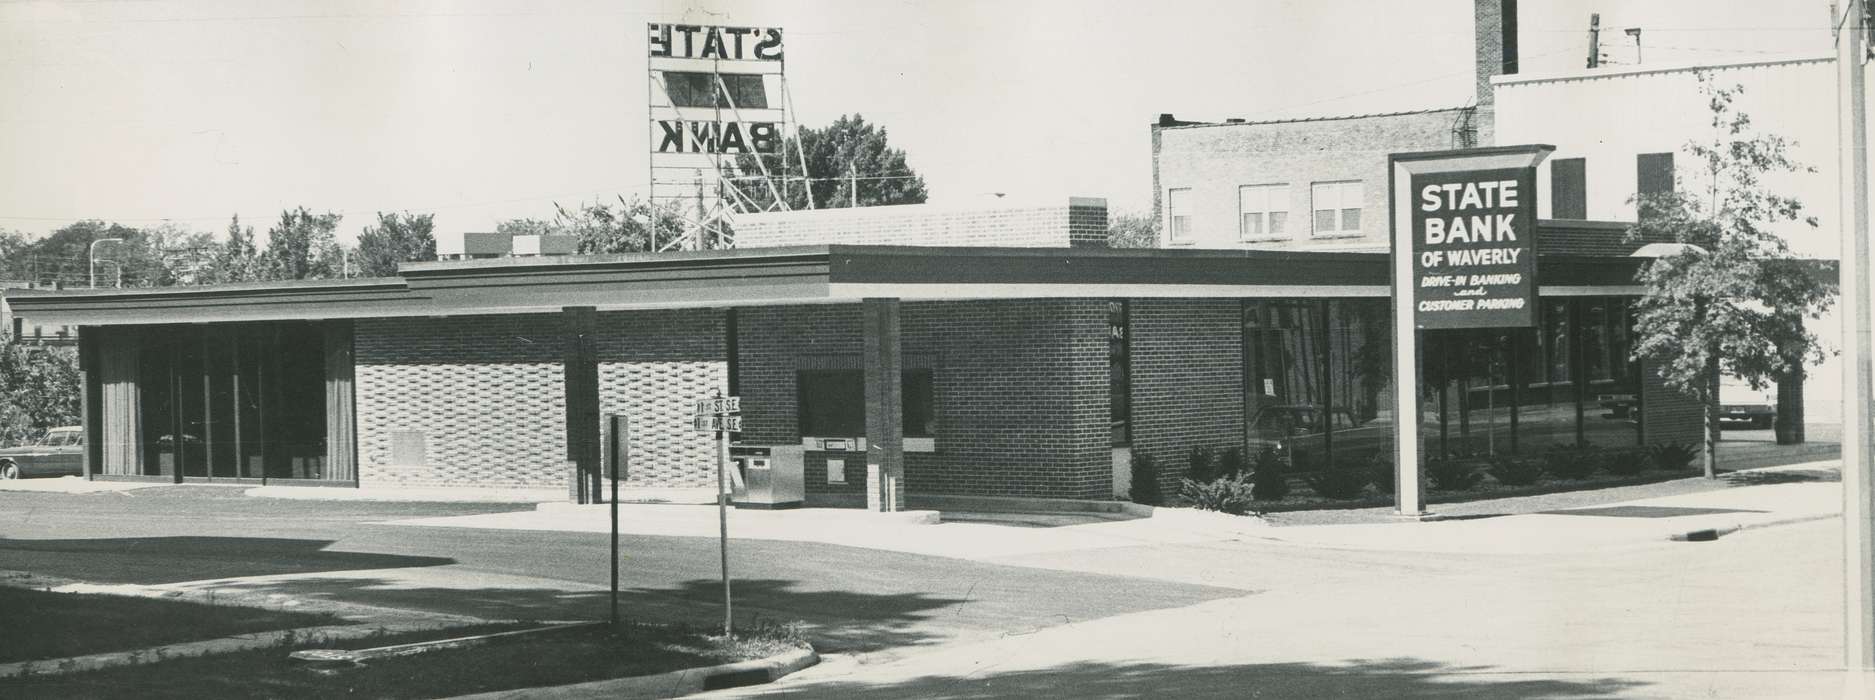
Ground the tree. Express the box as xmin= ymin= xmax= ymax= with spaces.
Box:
xmin=355 ymin=212 xmax=437 ymax=277
xmin=1627 ymin=73 xmax=1837 ymax=478
xmin=1108 ymin=212 xmax=1160 ymax=248
xmin=0 ymin=337 xmax=80 ymax=447
xmin=499 ymin=197 xmax=685 ymax=255
xmin=732 ymin=114 xmax=928 ymax=211
xmin=262 ymin=208 xmax=343 ymax=280
xmin=213 ymin=214 xmax=267 ymax=284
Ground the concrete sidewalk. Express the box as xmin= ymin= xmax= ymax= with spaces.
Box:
xmin=0 ymin=476 xmax=166 ymax=494
xmin=1247 ymin=466 xmax=1841 ymax=555
xmin=246 ymin=483 xmax=717 ymax=504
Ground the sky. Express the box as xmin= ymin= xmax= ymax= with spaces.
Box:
xmin=0 ymin=0 xmax=1835 ymax=253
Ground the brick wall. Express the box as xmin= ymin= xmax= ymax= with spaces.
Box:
xmin=736 ymin=198 xmax=1109 ymax=250
xmin=736 ymin=299 xmax=1112 ymax=500
xmin=593 ymin=309 xmax=726 ymax=488
xmin=1127 ymin=299 xmax=1246 ymax=497
xmin=356 ymin=314 xmax=568 ymax=488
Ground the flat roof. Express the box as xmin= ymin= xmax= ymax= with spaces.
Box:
xmin=6 ymin=241 xmax=1650 ymax=327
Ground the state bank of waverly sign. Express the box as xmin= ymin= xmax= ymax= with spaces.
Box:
xmin=1409 ymin=165 xmax=1540 ymax=329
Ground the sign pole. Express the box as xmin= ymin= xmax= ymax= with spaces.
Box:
xmin=717 ymin=421 xmax=732 ymax=637
xmin=1835 ymin=0 xmax=1875 ymax=677
xmin=608 ymin=415 xmax=623 ymax=627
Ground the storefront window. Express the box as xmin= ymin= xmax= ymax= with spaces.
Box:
xmin=796 ymin=368 xmax=935 ymax=439
xmin=136 ymin=322 xmax=329 ymax=480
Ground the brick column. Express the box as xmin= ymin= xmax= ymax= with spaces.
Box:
xmin=863 ymin=298 xmax=905 ymax=511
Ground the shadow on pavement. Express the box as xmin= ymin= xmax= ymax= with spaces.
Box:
xmin=0 ymin=536 xmax=455 ymax=585
xmin=171 ymin=575 xmax=971 ymax=653
xmin=1721 ymin=469 xmax=1839 ymax=487
xmin=777 ymin=658 xmax=1646 ymax=699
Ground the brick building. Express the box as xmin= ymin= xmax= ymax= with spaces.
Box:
xmin=8 ymin=197 xmax=1699 ymax=505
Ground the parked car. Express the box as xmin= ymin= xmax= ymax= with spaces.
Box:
xmin=0 ymin=426 xmax=85 ymax=479
xmin=1247 ymin=404 xmax=1394 ymax=467
xmin=1719 ymin=380 xmax=1776 ymax=429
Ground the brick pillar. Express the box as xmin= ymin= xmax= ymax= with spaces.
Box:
xmin=863 ymin=298 xmax=905 ymax=511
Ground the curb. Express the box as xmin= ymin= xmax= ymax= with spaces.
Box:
xmin=1668 ymin=512 xmax=1838 ymax=542
xmin=448 ymin=645 xmax=819 ymax=700
xmin=0 ymin=621 xmax=473 ymax=679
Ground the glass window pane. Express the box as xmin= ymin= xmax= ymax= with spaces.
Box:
xmin=1241 ymin=212 xmax=1263 ymax=238
xmin=1314 ymin=209 xmax=1336 ymax=233
xmin=1341 ymin=208 xmax=1361 ymax=231
xmin=1269 ymin=211 xmax=1287 ymax=234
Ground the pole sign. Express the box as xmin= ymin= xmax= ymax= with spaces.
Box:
xmin=1409 ymin=167 xmax=1540 ymax=329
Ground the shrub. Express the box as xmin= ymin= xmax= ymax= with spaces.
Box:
xmin=1216 ymin=446 xmax=1247 ymax=480
xmin=1487 ymin=455 xmax=1544 ymax=486
xmin=1545 ymin=442 xmax=1603 ymax=480
xmin=1605 ymin=448 xmax=1650 ymax=476
xmin=1426 ymin=456 xmax=1484 ymax=491
xmin=1649 ymin=441 xmax=1698 ymax=471
xmin=1129 ymin=452 xmax=1163 ymax=505
xmin=1179 ymin=474 xmax=1260 ymax=516
xmin=1306 ymin=466 xmax=1371 ymax=499
xmin=1251 ymin=446 xmax=1290 ymax=501
xmin=1369 ymin=454 xmax=1396 ymax=495
xmin=1187 ymin=445 xmax=1219 ymax=482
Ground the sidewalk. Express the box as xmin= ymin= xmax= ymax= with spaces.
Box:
xmin=0 ymin=476 xmax=166 ymax=494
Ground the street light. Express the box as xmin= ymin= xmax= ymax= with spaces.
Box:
xmin=88 ymin=238 xmax=122 ymax=289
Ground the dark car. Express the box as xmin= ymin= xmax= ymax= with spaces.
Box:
xmin=0 ymin=427 xmax=85 ymax=479
xmin=1247 ymin=405 xmax=1395 ymax=467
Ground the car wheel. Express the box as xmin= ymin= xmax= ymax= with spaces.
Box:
xmin=1 ymin=463 xmax=18 ymax=480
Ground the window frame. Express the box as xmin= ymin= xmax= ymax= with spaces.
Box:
xmin=1237 ymin=183 xmax=1289 ymax=242
xmin=1165 ymin=188 xmax=1194 ymax=245
xmin=1309 ymin=180 xmax=1364 ymax=238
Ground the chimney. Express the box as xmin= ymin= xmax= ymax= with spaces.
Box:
xmin=1474 ymin=0 xmax=1518 ymax=107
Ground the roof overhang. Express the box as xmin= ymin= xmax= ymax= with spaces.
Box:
xmin=4 ymin=243 xmax=1648 ymax=327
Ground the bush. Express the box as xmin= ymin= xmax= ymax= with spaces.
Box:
xmin=1605 ymin=448 xmax=1651 ymax=476
xmin=1306 ymin=466 xmax=1371 ymax=499
xmin=1216 ymin=446 xmax=1247 ymax=480
xmin=1545 ymin=443 xmax=1604 ymax=480
xmin=1129 ymin=452 xmax=1163 ymax=505
xmin=1487 ymin=455 xmax=1544 ymax=486
xmin=1426 ymin=456 xmax=1484 ymax=491
xmin=1179 ymin=474 xmax=1259 ymax=515
xmin=1649 ymin=441 xmax=1698 ymax=471
xmin=1187 ymin=445 xmax=1219 ymax=482
xmin=1251 ymin=446 xmax=1290 ymax=501
xmin=1369 ymin=454 xmax=1396 ymax=495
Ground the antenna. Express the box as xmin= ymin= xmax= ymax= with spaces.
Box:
xmin=1587 ymin=13 xmax=1601 ymax=68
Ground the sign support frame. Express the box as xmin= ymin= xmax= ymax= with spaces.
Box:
xmin=1388 ymin=144 xmax=1554 ymax=520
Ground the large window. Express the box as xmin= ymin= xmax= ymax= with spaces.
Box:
xmin=1110 ymin=300 xmax=1131 ymax=445
xmin=137 ymin=322 xmax=330 ymax=480
xmin=797 ymin=369 xmax=935 ymax=438
xmin=1310 ymin=181 xmax=1364 ymax=237
xmin=1165 ymin=188 xmax=1193 ymax=245
xmin=1238 ymin=184 xmax=1289 ymax=241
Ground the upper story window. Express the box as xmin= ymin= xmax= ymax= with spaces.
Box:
xmin=1310 ymin=181 xmax=1364 ymax=237
xmin=1166 ymin=188 xmax=1193 ymax=245
xmin=1238 ymin=184 xmax=1288 ymax=241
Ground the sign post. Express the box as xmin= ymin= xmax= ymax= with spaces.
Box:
xmin=1389 ymin=145 xmax=1552 ymax=518
xmin=605 ymin=414 xmax=628 ymax=626
xmin=693 ymin=390 xmax=742 ymax=636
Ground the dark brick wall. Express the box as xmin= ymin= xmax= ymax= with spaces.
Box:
xmin=736 ymin=299 xmax=1112 ymax=500
xmin=1068 ymin=200 xmax=1111 ymax=248
xmin=1127 ymin=299 xmax=1246 ymax=497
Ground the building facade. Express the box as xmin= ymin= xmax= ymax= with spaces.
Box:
xmin=9 ymin=199 xmax=1701 ymax=503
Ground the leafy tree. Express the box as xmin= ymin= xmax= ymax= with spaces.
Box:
xmin=262 ymin=208 xmax=343 ymax=280
xmin=355 ymin=212 xmax=437 ymax=277
xmin=1107 ymin=211 xmax=1159 ymax=248
xmin=732 ymin=114 xmax=928 ymax=211
xmin=498 ymin=197 xmax=685 ymax=255
xmin=1627 ymin=73 xmax=1836 ymax=478
xmin=0 ymin=336 xmax=80 ymax=447
xmin=494 ymin=218 xmax=558 ymax=238
xmin=213 ymin=214 xmax=267 ymax=284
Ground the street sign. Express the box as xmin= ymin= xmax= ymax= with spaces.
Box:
xmin=692 ymin=415 xmax=743 ymax=433
xmin=694 ymin=396 xmax=741 ymax=415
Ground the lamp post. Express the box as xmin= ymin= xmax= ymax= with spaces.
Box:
xmin=88 ymin=238 xmax=122 ymax=289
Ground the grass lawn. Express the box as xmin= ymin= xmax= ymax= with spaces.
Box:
xmin=0 ymin=587 xmax=349 ymax=663
xmin=2 ymin=620 xmax=807 ymax=699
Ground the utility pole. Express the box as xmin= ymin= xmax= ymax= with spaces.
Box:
xmin=1835 ymin=0 xmax=1875 ymax=680
xmin=1587 ymin=13 xmax=1601 ymax=68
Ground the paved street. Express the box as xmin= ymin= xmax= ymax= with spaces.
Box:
xmin=0 ymin=487 xmax=1241 ymax=657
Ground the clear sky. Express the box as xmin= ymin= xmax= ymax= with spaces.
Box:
xmin=0 ymin=0 xmax=1832 ymax=252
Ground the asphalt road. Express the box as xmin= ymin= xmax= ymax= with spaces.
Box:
xmin=0 ymin=487 xmax=1243 ymax=655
